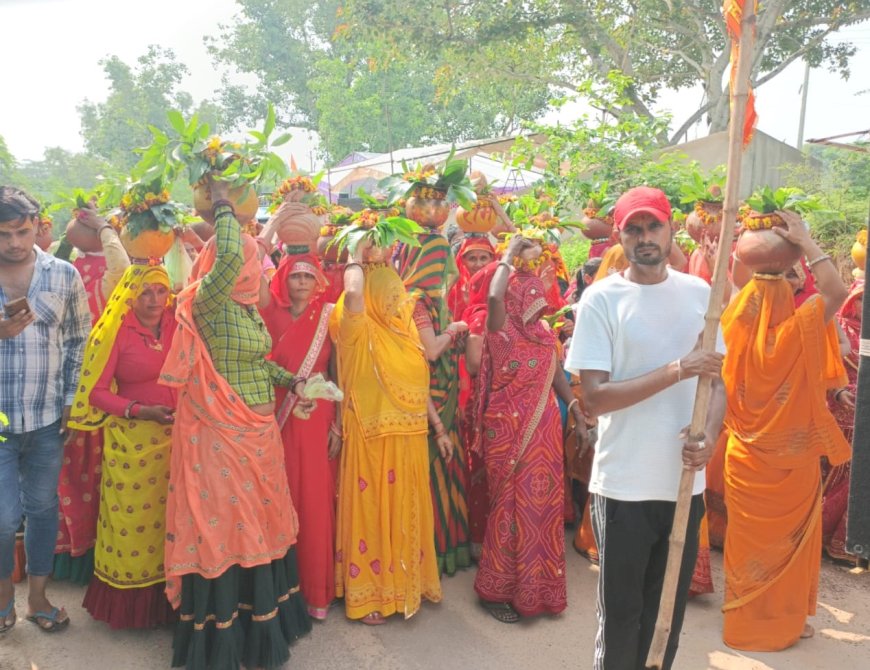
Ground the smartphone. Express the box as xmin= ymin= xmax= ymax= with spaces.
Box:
xmin=3 ymin=296 xmax=31 ymax=318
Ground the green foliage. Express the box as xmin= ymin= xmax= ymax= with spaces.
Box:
xmin=0 ymin=135 xmax=18 ymax=184
xmin=678 ymin=165 xmax=726 ymax=206
xmin=78 ymin=46 xmax=219 ymax=170
xmin=207 ymin=0 xmax=551 ymax=160
xmin=137 ymin=105 xmax=290 ymax=190
xmin=331 ymin=214 xmax=423 ymax=254
xmin=557 ymin=235 xmax=591 ymax=274
xmin=379 ymin=148 xmax=477 ymax=209
xmin=745 ymin=186 xmax=822 ymax=214
xmin=337 ymin=0 xmax=870 ymax=143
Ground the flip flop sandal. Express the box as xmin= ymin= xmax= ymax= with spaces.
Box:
xmin=26 ymin=607 xmax=69 ymax=633
xmin=482 ymin=601 xmax=520 ymax=624
xmin=0 ymin=597 xmax=15 ymax=634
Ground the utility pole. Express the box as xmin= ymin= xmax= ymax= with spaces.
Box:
xmin=797 ymin=60 xmax=810 ymax=150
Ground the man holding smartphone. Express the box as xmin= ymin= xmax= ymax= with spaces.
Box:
xmin=0 ymin=185 xmax=90 ymax=634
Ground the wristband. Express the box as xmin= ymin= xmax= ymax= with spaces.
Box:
xmin=124 ymin=401 xmax=139 ymax=419
xmin=497 ymin=260 xmax=513 ymax=272
xmin=212 ymin=199 xmax=236 ymax=214
xmin=674 ymin=359 xmax=682 ymax=382
xmin=567 ymin=398 xmax=580 ymax=413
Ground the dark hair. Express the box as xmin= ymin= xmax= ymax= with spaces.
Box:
xmin=582 ymin=257 xmax=602 ymax=278
xmin=572 ymin=257 xmax=603 ymax=302
xmin=0 ymin=186 xmax=40 ymax=223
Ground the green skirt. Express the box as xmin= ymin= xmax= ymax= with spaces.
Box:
xmin=172 ymin=548 xmax=312 ymax=670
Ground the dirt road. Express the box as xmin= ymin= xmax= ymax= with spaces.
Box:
xmin=1 ymin=546 xmax=868 ymax=669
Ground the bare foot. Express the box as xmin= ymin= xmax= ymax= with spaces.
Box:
xmin=800 ymin=623 xmax=815 ymax=639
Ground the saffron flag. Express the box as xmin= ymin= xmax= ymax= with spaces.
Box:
xmin=723 ymin=0 xmax=758 ymax=146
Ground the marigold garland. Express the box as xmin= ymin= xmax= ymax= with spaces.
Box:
xmin=693 ymin=201 xmax=723 ymax=228
xmin=512 ymin=249 xmax=551 ymax=273
xmin=410 ymin=185 xmax=447 ymax=201
xmin=738 ymin=206 xmax=784 ymax=231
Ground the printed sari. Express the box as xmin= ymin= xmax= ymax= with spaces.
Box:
xmin=822 ymin=279 xmax=862 ymax=563
xmin=69 ymin=264 xmax=177 ymax=628
xmin=262 ymin=253 xmax=339 ymax=619
xmin=473 ymin=271 xmax=567 ymax=616
xmin=54 ymin=254 xmax=111 ymax=581
xmin=460 ymin=263 xmax=498 ymax=557
xmin=722 ymin=276 xmax=850 ymax=651
xmin=330 ymin=265 xmax=441 ymax=620
xmin=399 ymin=233 xmax=471 ymax=575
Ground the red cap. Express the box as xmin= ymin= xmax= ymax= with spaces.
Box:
xmin=613 ymin=187 xmax=672 ymax=231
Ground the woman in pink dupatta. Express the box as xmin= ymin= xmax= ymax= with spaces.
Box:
xmin=473 ymin=236 xmax=584 ymax=623
xmin=261 ymin=253 xmax=341 ymax=619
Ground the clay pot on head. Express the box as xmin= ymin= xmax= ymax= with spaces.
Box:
xmin=65 ymin=218 xmax=103 ymax=253
xmin=316 ymin=234 xmax=349 ymax=263
xmin=581 ymin=214 xmax=613 ymax=241
xmin=193 ymin=182 xmax=259 ymax=225
xmin=456 ymin=195 xmax=497 ymax=234
xmin=120 ymin=225 xmax=175 ymax=260
xmin=362 ymin=243 xmax=395 ymax=264
xmin=405 ymin=190 xmax=451 ymax=229
xmin=686 ymin=201 xmax=723 ymax=243
xmin=851 ymin=239 xmax=866 ymax=270
xmin=735 ymin=214 xmax=802 ymax=273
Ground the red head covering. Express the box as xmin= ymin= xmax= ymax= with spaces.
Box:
xmin=614 ymin=186 xmax=672 ymax=231
xmin=792 ymin=259 xmax=818 ymax=308
xmin=460 ymin=261 xmax=499 ymax=336
xmin=448 ymin=235 xmax=496 ymax=318
xmin=269 ymin=252 xmax=328 ymax=309
xmin=190 ymin=233 xmax=262 ymax=305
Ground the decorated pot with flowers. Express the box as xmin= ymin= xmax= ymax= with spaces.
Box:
xmin=317 ymin=205 xmax=355 ymax=262
xmin=735 ymin=188 xmax=820 ymax=273
xmin=61 ymin=190 xmax=108 ymax=253
xmin=330 ymin=206 xmax=423 ymax=265
xmin=114 ymin=179 xmax=185 ymax=260
xmin=456 ymin=171 xmax=498 ymax=233
xmin=270 ymin=173 xmax=329 ymax=248
xmin=579 ymin=183 xmax=616 ymax=241
xmin=193 ymin=180 xmax=259 ymax=226
xmin=679 ymin=171 xmax=725 ymax=242
xmin=379 ymin=149 xmax=476 ymax=229
xmin=141 ymin=105 xmax=290 ymax=225
xmin=851 ymin=229 xmax=867 ymax=270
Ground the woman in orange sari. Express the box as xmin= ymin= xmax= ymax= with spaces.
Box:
xmin=331 ymin=242 xmax=452 ymax=624
xmin=721 ymin=211 xmax=850 ymax=650
xmin=160 ymin=181 xmax=309 ymax=670
xmin=261 ymin=253 xmax=341 ymax=620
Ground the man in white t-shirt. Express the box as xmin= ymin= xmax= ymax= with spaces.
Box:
xmin=566 ymin=186 xmax=726 ymax=670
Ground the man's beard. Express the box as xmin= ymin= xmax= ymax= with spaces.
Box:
xmin=630 ymin=241 xmax=670 ymax=266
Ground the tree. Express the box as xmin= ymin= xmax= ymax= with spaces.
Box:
xmin=339 ymin=0 xmax=870 ymax=145
xmin=78 ymin=46 xmax=221 ymax=169
xmin=0 ymin=135 xmax=19 ymax=184
xmin=207 ymin=0 xmax=551 ymax=160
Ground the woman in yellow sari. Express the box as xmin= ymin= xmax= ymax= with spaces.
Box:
xmin=331 ymin=242 xmax=452 ymax=624
xmin=68 ymin=264 xmax=177 ymax=628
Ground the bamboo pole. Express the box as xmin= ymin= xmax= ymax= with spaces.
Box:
xmin=645 ymin=5 xmax=756 ymax=668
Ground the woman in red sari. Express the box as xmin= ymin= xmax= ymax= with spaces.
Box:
xmin=260 ymin=253 xmax=341 ymax=619
xmin=460 ymin=262 xmax=499 ymax=560
xmin=823 ymin=279 xmax=862 ymax=563
xmin=473 ymin=235 xmax=584 ymax=623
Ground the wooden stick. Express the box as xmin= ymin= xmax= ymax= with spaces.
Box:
xmin=645 ymin=5 xmax=756 ymax=668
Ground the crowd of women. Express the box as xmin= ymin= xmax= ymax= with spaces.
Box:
xmin=0 ymin=175 xmax=864 ymax=670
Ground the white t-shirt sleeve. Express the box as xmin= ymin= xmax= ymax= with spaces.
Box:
xmin=565 ymin=292 xmax=612 ymax=374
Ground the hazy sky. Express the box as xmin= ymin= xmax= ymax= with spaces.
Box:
xmin=1 ymin=0 xmax=868 ymax=165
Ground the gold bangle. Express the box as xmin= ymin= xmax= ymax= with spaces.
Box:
xmin=806 ymin=254 xmax=831 ymax=269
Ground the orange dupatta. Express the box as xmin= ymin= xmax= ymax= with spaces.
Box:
xmin=159 ymin=241 xmax=298 ymax=607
